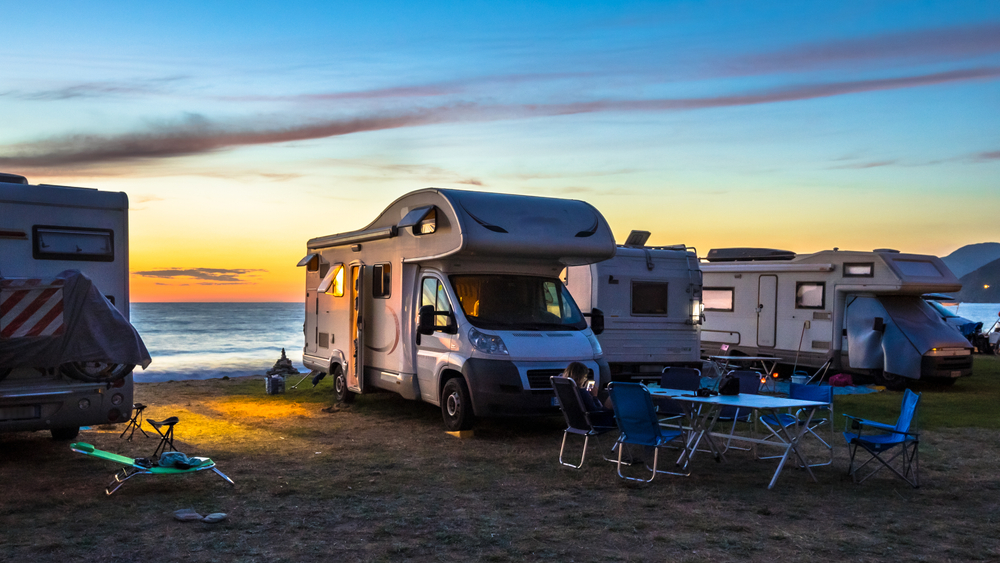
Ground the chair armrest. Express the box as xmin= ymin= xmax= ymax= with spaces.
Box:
xmin=842 ymin=414 xmax=918 ymax=437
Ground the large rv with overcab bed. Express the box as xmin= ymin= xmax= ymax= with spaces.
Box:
xmin=563 ymin=230 xmax=702 ymax=382
xmin=699 ymin=248 xmax=973 ymax=388
xmin=299 ymin=188 xmax=615 ymax=431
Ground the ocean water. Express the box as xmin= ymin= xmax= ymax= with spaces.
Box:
xmin=130 ymin=303 xmax=305 ymax=383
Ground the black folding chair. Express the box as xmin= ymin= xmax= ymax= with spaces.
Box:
xmin=551 ymin=376 xmax=617 ymax=469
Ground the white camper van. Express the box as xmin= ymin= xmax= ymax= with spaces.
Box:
xmin=700 ymin=248 xmax=973 ymax=388
xmin=299 ymin=188 xmax=616 ymax=430
xmin=563 ymin=230 xmax=702 ymax=382
xmin=1 ymin=173 xmax=142 ymax=439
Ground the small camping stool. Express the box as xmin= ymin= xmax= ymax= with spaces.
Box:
xmin=148 ymin=416 xmax=179 ymax=458
xmin=119 ymin=403 xmax=148 ymax=441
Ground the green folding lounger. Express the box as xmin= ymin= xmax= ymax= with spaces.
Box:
xmin=70 ymin=442 xmax=235 ymax=495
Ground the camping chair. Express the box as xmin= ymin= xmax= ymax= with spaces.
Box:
xmin=147 ymin=416 xmax=179 ymax=458
xmin=843 ymin=389 xmax=921 ymax=488
xmin=608 ymin=382 xmax=690 ymax=482
xmin=551 ymin=376 xmax=617 ymax=469
xmin=714 ymin=370 xmax=761 ymax=453
xmin=757 ymin=383 xmax=834 ymax=466
xmin=70 ymin=442 xmax=235 ymax=495
xmin=119 ymin=403 xmax=148 ymax=442
xmin=655 ymin=367 xmax=701 ymax=429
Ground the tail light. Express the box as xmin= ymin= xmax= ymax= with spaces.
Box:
xmin=107 ymin=408 xmax=122 ymax=422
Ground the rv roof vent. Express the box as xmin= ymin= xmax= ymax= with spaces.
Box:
xmin=623 ymin=230 xmax=651 ymax=248
xmin=0 ymin=173 xmax=28 ymax=185
xmin=704 ymin=248 xmax=796 ymax=262
xmin=873 ymin=248 xmax=900 ymax=253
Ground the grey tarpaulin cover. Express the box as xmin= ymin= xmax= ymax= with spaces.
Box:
xmin=845 ymin=295 xmax=969 ymax=379
xmin=0 ymin=270 xmax=151 ymax=369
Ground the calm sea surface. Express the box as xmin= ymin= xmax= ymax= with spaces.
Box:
xmin=130 ymin=303 xmax=305 ymax=383
xmin=128 ymin=301 xmax=1000 ymax=383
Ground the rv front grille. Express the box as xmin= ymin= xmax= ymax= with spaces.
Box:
xmin=526 ymin=368 xmax=594 ymax=389
xmin=511 ymin=333 xmax=543 ymax=338
xmin=526 ymin=369 xmax=564 ymax=389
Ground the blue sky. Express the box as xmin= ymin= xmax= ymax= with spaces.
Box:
xmin=2 ymin=1 xmax=998 ymax=300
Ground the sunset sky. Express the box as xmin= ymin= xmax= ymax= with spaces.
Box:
xmin=2 ymin=1 xmax=999 ymax=302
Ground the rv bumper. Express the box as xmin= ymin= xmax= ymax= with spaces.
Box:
xmin=920 ymin=351 xmax=973 ymax=378
xmin=462 ymin=358 xmax=608 ymax=417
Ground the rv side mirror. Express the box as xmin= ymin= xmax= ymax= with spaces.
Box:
xmin=443 ymin=311 xmax=458 ymax=334
xmin=418 ymin=305 xmax=436 ymax=335
xmin=873 ymin=317 xmax=886 ymax=333
xmin=590 ymin=308 xmax=605 ymax=335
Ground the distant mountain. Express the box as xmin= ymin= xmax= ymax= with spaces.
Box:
xmin=954 ymin=257 xmax=1000 ymax=302
xmin=942 ymin=242 xmax=1000 ymax=278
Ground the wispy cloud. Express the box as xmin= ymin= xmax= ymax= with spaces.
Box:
xmin=727 ymin=22 xmax=1000 ymax=75
xmin=830 ymin=160 xmax=898 ymax=170
xmin=133 ymin=268 xmax=265 ymax=284
xmin=3 ymin=67 xmax=998 ymax=170
xmin=0 ymin=77 xmax=186 ymax=101
xmin=973 ymin=150 xmax=1000 ymax=161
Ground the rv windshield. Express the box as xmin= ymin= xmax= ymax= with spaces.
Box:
xmin=450 ymin=274 xmax=588 ymax=331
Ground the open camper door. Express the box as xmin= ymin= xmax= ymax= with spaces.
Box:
xmin=757 ymin=275 xmax=777 ymax=347
xmin=349 ymin=264 xmax=366 ymax=393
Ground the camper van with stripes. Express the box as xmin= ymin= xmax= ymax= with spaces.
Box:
xmin=1 ymin=173 xmax=144 ymax=440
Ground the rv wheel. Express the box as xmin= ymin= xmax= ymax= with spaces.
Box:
xmin=50 ymin=427 xmax=80 ymax=441
xmin=874 ymin=370 xmax=907 ymax=391
xmin=333 ymin=367 xmax=355 ymax=403
xmin=61 ymin=362 xmax=133 ymax=383
xmin=442 ymin=378 xmax=474 ymax=431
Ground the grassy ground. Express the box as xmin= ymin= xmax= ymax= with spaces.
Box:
xmin=2 ymin=357 xmax=999 ymax=562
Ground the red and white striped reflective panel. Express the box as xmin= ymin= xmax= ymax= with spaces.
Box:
xmin=0 ymin=278 xmax=66 ymax=339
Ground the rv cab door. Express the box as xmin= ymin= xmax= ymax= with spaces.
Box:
xmin=349 ymin=264 xmax=366 ymax=393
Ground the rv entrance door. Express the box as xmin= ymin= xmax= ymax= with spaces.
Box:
xmin=349 ymin=264 xmax=365 ymax=393
xmin=757 ymin=275 xmax=778 ymax=347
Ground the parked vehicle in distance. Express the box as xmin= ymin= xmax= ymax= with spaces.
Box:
xmin=563 ymin=230 xmax=702 ymax=383
xmin=923 ymin=294 xmax=996 ymax=355
xmin=700 ymin=247 xmax=973 ymax=388
xmin=298 ymin=188 xmax=616 ymax=431
xmin=1 ymin=173 xmax=143 ymax=440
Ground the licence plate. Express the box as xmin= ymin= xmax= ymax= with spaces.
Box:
xmin=951 ymin=371 xmax=961 ymax=377
xmin=0 ymin=405 xmax=41 ymax=421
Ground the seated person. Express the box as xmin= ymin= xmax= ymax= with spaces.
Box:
xmin=562 ymin=362 xmax=615 ymax=427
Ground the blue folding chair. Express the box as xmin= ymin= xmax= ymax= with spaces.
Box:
xmin=655 ymin=367 xmax=702 ymax=428
xmin=715 ymin=370 xmax=761 ymax=453
xmin=758 ymin=383 xmax=834 ymax=466
xmin=608 ymin=382 xmax=690 ymax=482
xmin=551 ymin=376 xmax=617 ymax=469
xmin=843 ymin=389 xmax=921 ymax=488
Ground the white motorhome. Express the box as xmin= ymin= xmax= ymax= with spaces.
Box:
xmin=1 ymin=173 xmax=139 ymax=439
xmin=700 ymin=248 xmax=973 ymax=388
xmin=299 ymin=188 xmax=615 ymax=430
xmin=563 ymin=230 xmax=702 ymax=382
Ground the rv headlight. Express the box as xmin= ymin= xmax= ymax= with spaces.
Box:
xmin=586 ymin=332 xmax=603 ymax=357
xmin=469 ymin=328 xmax=508 ymax=355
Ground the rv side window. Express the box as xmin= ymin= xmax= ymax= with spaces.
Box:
xmin=631 ymin=281 xmax=669 ymax=315
xmin=372 ymin=263 xmax=391 ymax=298
xmin=319 ymin=264 xmax=345 ymax=297
xmin=32 ymin=225 xmax=114 ymax=262
xmin=703 ymin=288 xmax=734 ymax=312
xmin=844 ymin=262 xmax=874 ymax=277
xmin=795 ymin=282 xmax=825 ymax=309
xmin=421 ymin=277 xmax=452 ymax=327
